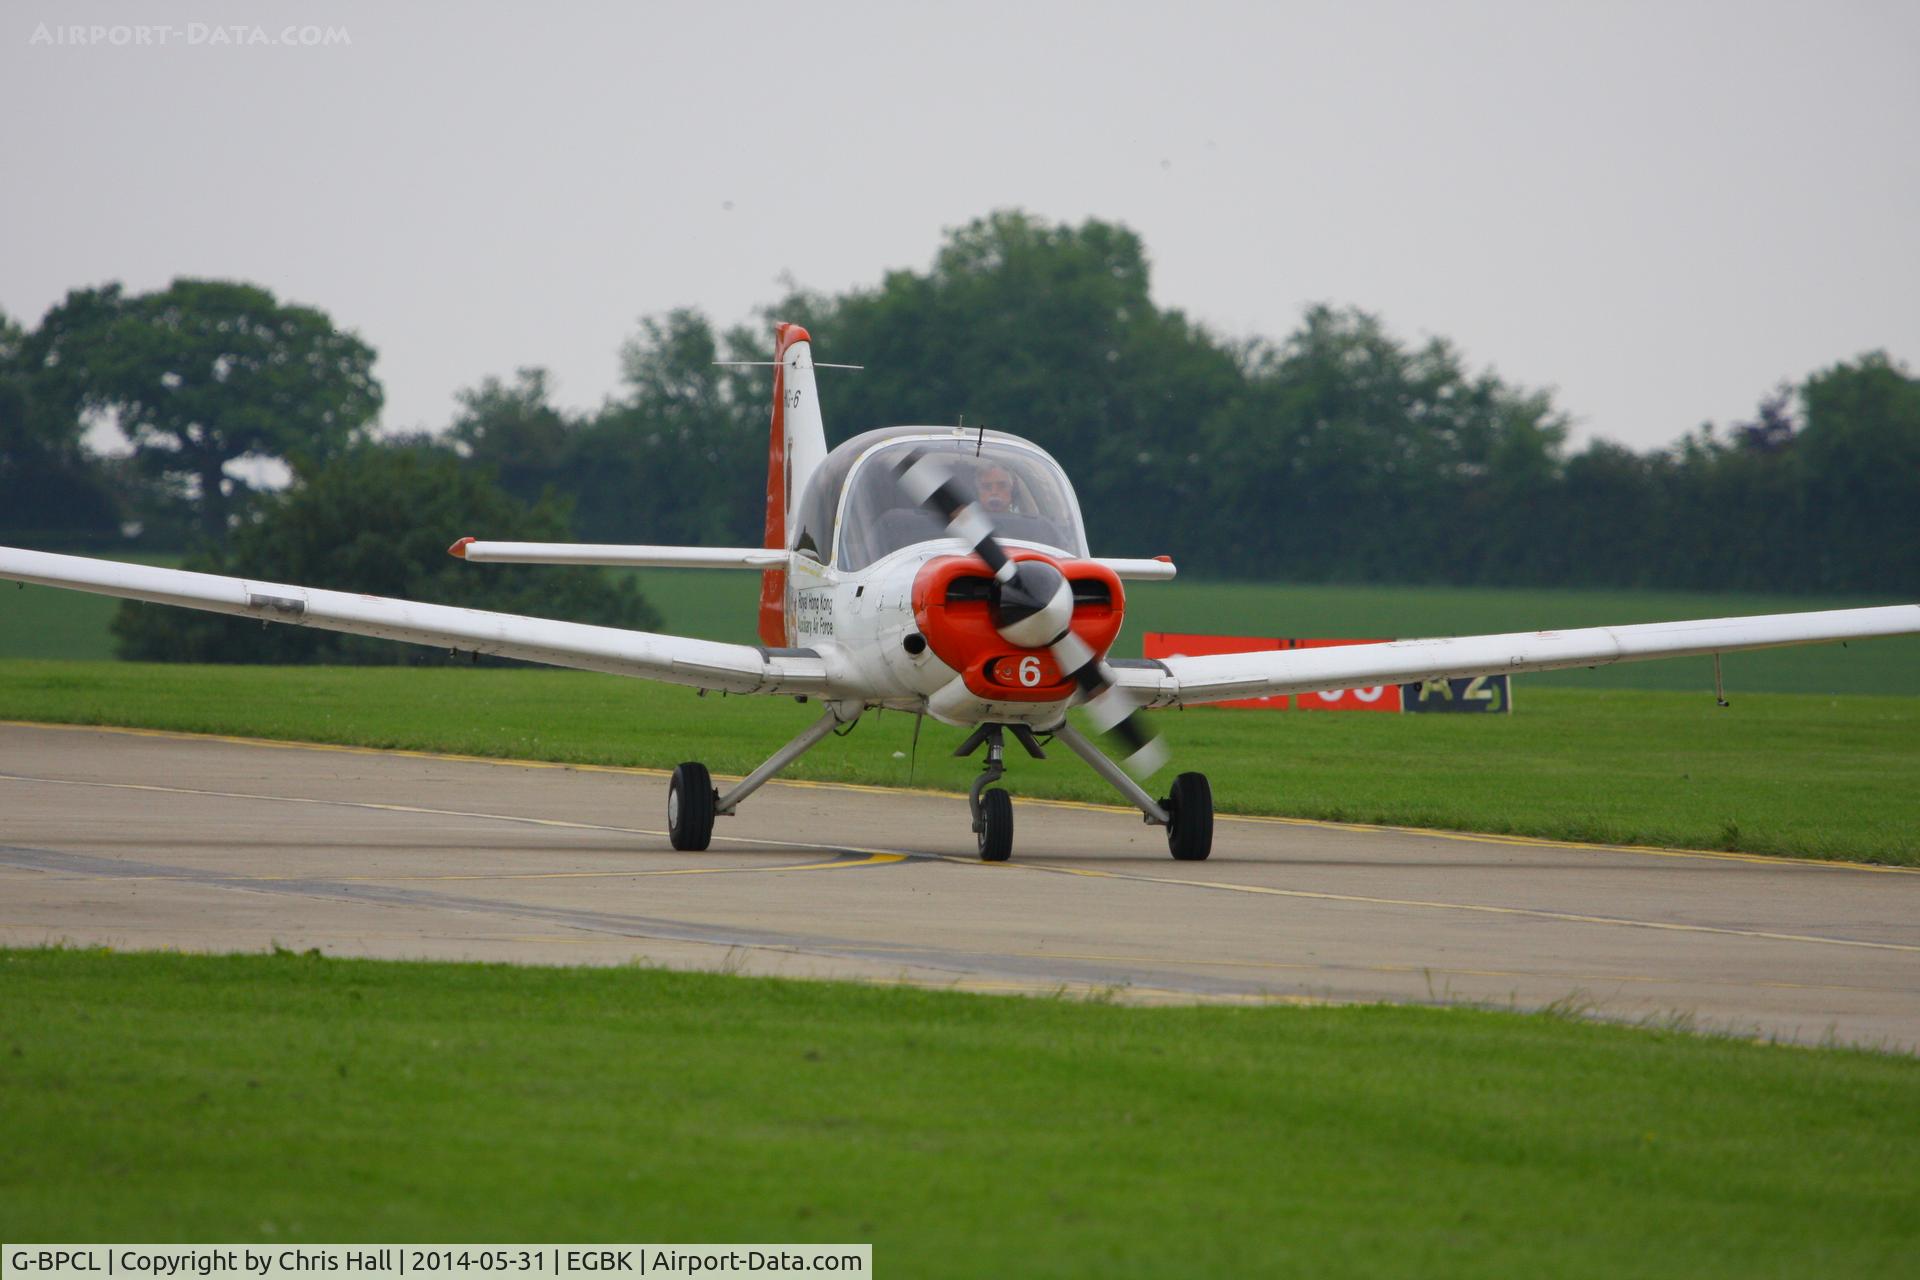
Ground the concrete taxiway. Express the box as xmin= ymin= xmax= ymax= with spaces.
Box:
xmin=2 ymin=721 xmax=1916 ymax=1049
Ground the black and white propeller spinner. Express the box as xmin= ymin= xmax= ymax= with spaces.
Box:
xmin=897 ymin=451 xmax=1169 ymax=779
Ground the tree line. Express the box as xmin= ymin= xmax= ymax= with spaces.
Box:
xmin=2 ymin=212 xmax=1914 ymax=662
xmin=439 ymin=212 xmax=1920 ymax=597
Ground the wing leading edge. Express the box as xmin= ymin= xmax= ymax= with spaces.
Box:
xmin=0 ymin=546 xmax=827 ymax=696
xmin=1115 ymin=606 xmax=1920 ymax=708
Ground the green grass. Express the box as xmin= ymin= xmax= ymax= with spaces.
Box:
xmin=2 ymin=949 xmax=1915 ymax=1274
xmin=3 ymin=660 xmax=1914 ymax=865
xmin=6 ymin=563 xmax=1914 ymax=692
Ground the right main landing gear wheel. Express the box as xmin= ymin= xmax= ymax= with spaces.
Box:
xmin=1164 ymin=771 xmax=1213 ymax=861
xmin=977 ymin=787 xmax=1014 ymax=862
xmin=668 ymin=761 xmax=716 ymax=852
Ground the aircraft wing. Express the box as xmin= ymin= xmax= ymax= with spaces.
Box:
xmin=0 ymin=546 xmax=828 ymax=696
xmin=1112 ymin=606 xmax=1920 ymax=708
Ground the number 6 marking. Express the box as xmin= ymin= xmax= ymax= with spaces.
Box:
xmin=1017 ymin=655 xmax=1042 ymax=686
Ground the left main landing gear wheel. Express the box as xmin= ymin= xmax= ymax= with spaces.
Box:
xmin=668 ymin=761 xmax=716 ymax=852
xmin=1164 ymin=772 xmax=1213 ymax=861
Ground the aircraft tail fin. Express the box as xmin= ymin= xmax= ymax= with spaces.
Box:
xmin=759 ymin=322 xmax=827 ymax=645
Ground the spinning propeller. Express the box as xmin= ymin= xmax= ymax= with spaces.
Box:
xmin=897 ymin=451 xmax=1170 ymax=780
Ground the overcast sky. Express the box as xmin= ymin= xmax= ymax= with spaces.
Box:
xmin=3 ymin=0 xmax=1916 ymax=454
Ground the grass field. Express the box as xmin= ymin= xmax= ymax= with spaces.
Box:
xmin=3 ymin=659 xmax=1914 ymax=865
xmin=2 ymin=948 xmax=1915 ymax=1275
xmin=5 ymin=562 xmax=1916 ymax=692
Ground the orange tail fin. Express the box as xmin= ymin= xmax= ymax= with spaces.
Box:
xmin=758 ymin=323 xmax=826 ymax=646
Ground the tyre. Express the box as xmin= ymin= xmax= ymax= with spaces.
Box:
xmin=1165 ymin=772 xmax=1213 ymax=861
xmin=668 ymin=761 xmax=716 ymax=851
xmin=977 ymin=787 xmax=1014 ymax=862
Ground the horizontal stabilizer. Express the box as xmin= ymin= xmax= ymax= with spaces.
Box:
xmin=1093 ymin=557 xmax=1177 ymax=581
xmin=450 ymin=539 xmax=787 ymax=569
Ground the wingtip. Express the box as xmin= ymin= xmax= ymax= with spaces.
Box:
xmin=448 ymin=536 xmax=474 ymax=559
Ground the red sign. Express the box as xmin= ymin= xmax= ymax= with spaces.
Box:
xmin=1290 ymin=638 xmax=1402 ymax=712
xmin=1142 ymin=633 xmax=1398 ymax=711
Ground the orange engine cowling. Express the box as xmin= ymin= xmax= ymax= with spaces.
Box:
xmin=911 ymin=552 xmax=1125 ymax=702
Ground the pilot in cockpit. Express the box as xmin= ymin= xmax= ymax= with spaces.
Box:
xmin=974 ymin=463 xmax=1017 ymax=515
xmin=968 ymin=460 xmax=1065 ymax=547
xmin=858 ymin=445 xmax=1077 ymax=564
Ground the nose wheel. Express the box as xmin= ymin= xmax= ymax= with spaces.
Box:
xmin=976 ymin=788 xmax=1014 ymax=861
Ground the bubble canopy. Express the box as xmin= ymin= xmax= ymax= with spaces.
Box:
xmin=790 ymin=428 xmax=1090 ymax=571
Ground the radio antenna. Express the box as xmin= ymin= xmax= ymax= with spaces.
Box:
xmin=711 ymin=361 xmax=863 ymax=369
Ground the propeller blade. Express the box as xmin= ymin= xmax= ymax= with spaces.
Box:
xmin=896 ymin=450 xmax=1168 ymax=778
xmin=1071 ymin=652 xmax=1170 ymax=779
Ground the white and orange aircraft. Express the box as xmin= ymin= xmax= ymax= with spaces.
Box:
xmin=3 ymin=323 xmax=1917 ymax=861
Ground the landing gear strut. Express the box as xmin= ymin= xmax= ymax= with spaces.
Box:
xmin=957 ymin=723 xmax=1045 ymax=862
xmin=667 ymin=706 xmax=857 ymax=851
xmin=1051 ymin=721 xmax=1212 ymax=859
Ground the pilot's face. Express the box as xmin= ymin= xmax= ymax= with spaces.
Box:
xmin=976 ymin=467 xmax=1014 ymax=513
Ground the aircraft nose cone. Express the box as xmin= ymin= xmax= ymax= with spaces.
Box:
xmin=991 ymin=560 xmax=1074 ymax=649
